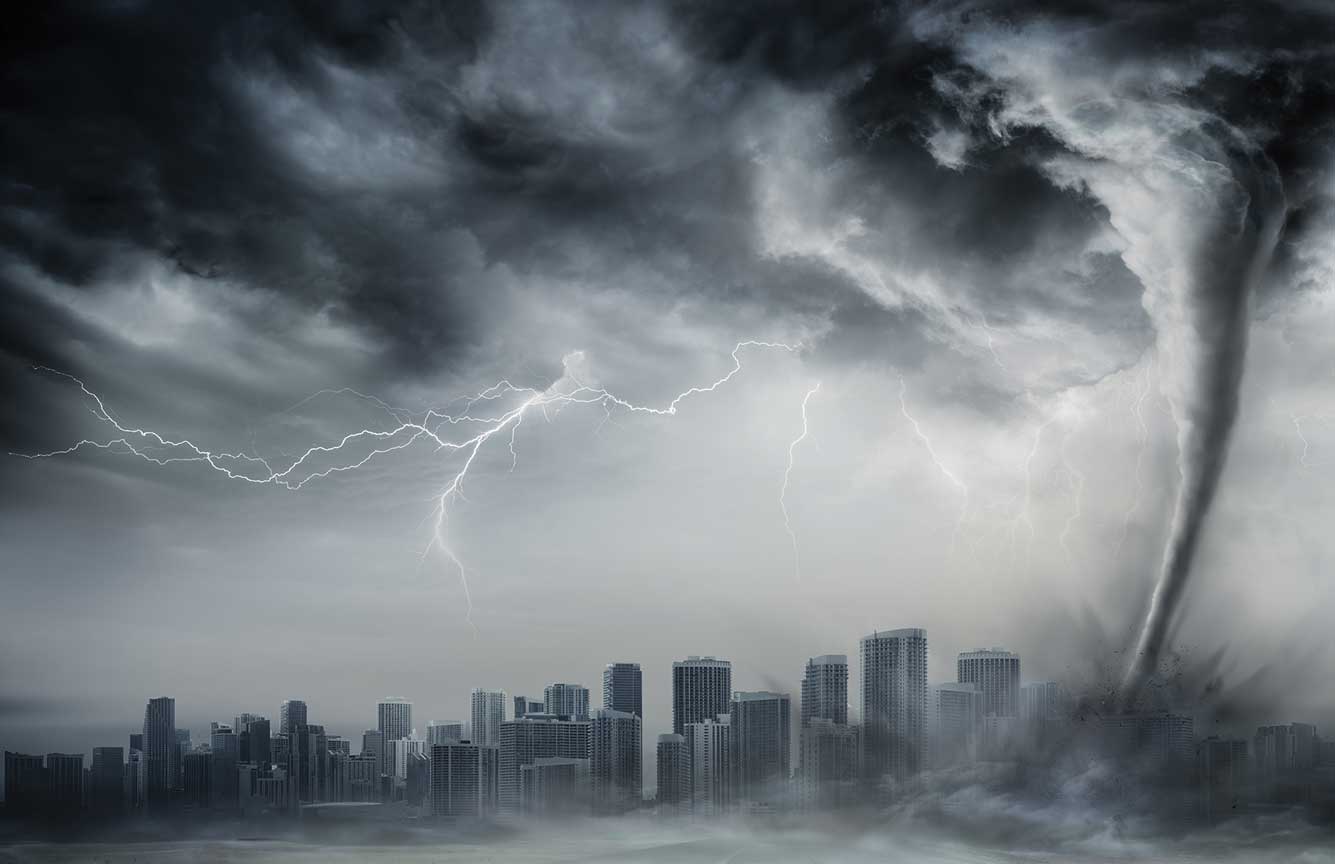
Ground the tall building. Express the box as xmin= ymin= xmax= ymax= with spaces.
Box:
xmin=672 ymin=656 xmax=731 ymax=736
xmin=378 ymin=698 xmax=413 ymax=742
xmin=428 ymin=721 xmax=464 ymax=745
xmin=182 ymin=751 xmax=213 ymax=809
xmin=801 ymin=655 xmax=848 ymax=728
xmin=1020 ymin=682 xmax=1066 ymax=748
xmin=129 ymin=733 xmax=143 ymax=754
xmin=344 ymin=752 xmax=380 ymax=802
xmin=731 ymin=692 xmax=791 ymax=805
xmin=513 ymin=697 xmax=544 ymax=719
xmin=686 ymin=715 xmax=733 ymax=815
xmin=929 ymin=682 xmax=983 ymax=767
xmin=1098 ymin=713 xmax=1195 ymax=765
xmin=210 ymin=724 xmax=240 ymax=807
xmin=89 ymin=747 xmax=125 ymax=815
xmin=430 ymin=741 xmax=499 ymax=818
xmin=1255 ymin=723 xmax=1321 ymax=777
xmin=589 ymin=708 xmax=642 ymax=813
xmin=45 ymin=753 xmax=82 ymax=816
xmin=125 ymin=749 xmax=145 ymax=810
xmin=655 ymin=734 xmax=689 ymax=812
xmin=497 ymin=715 xmax=591 ymax=813
xmin=957 ymin=649 xmax=1021 ymax=719
xmin=543 ymin=683 xmax=590 ymax=720
xmin=143 ymin=696 xmax=177 ymax=808
xmin=603 ymin=663 xmax=643 ymax=718
xmin=471 ymin=689 xmax=506 ymax=747
xmin=799 ymin=719 xmax=860 ymax=810
xmin=361 ymin=728 xmax=385 ymax=784
xmin=239 ymin=717 xmax=271 ymax=769
xmin=860 ymin=628 xmax=928 ymax=781
xmin=520 ymin=757 xmax=589 ymax=815
xmin=279 ymin=700 xmax=307 ymax=735
xmin=3 ymin=752 xmax=46 ymax=817
xmin=289 ymin=723 xmax=328 ymax=803
xmin=1198 ymin=736 xmax=1249 ymax=817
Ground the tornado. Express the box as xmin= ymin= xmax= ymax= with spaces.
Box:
xmin=1114 ymin=127 xmax=1284 ymax=709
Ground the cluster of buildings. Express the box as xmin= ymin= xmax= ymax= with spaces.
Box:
xmin=5 ymin=629 xmax=1334 ymax=824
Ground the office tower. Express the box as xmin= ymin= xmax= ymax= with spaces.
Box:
xmin=860 ymin=628 xmax=928 ymax=780
xmin=143 ymin=696 xmax=177 ymax=807
xmin=497 ymin=715 xmax=592 ymax=813
xmin=655 ymin=734 xmax=689 ymax=812
xmin=1198 ymin=737 xmax=1249 ymax=817
xmin=89 ymin=747 xmax=124 ymax=815
xmin=404 ymin=751 xmax=431 ymax=806
xmin=182 ymin=751 xmax=213 ymax=808
xmin=929 ymin=682 xmax=983 ymax=767
xmin=801 ymin=655 xmax=848 ymax=727
xmin=672 ymin=656 xmax=732 ymax=735
xmin=125 ymin=749 xmax=145 ymax=810
xmin=589 ymin=709 xmax=642 ymax=813
xmin=378 ymin=698 xmax=413 ymax=742
xmin=3 ymin=752 xmax=46 ymax=817
xmin=471 ymin=689 xmax=506 ymax=747
xmin=428 ymin=721 xmax=465 ymax=745
xmin=603 ymin=662 xmax=643 ymax=718
xmin=271 ymin=734 xmax=291 ymax=780
xmin=290 ymin=723 xmax=328 ymax=803
xmin=799 ymin=719 xmax=860 ymax=810
xmin=1020 ymin=682 xmax=1066 ymax=748
xmin=1254 ymin=723 xmax=1320 ymax=778
xmin=686 ymin=715 xmax=733 ymax=815
xmin=544 ymin=683 xmax=590 ymax=720
xmin=431 ymin=741 xmax=499 ymax=818
xmin=1098 ymin=713 xmax=1195 ymax=765
xmin=241 ymin=717 xmax=271 ymax=769
xmin=210 ymin=724 xmax=240 ymax=806
xmin=361 ymin=729 xmax=385 ymax=788
xmin=327 ymin=736 xmax=350 ymax=757
xmin=280 ymin=700 xmax=307 ymax=735
xmin=129 ymin=733 xmax=143 ymax=753
xmin=175 ymin=728 xmax=192 ymax=752
xmin=44 ymin=753 xmax=82 ymax=816
xmin=520 ymin=758 xmax=589 ymax=815
xmin=344 ymin=753 xmax=380 ymax=802
xmin=731 ymin=692 xmax=791 ymax=804
xmin=392 ymin=738 xmax=428 ymax=784
xmin=513 ymin=697 xmax=544 ymax=719
xmin=957 ymin=649 xmax=1021 ymax=719
xmin=211 ymin=724 xmax=240 ymax=760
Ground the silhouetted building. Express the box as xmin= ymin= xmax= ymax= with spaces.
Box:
xmin=471 ymin=689 xmax=506 ymax=747
xmin=731 ymin=692 xmax=791 ymax=805
xmin=589 ymin=709 xmax=642 ymax=813
xmin=343 ymin=752 xmax=380 ymax=802
xmin=861 ymin=629 xmax=928 ymax=781
xmin=1199 ymin=736 xmax=1249 ymax=817
xmin=143 ymin=697 xmax=177 ymax=808
xmin=280 ymin=700 xmax=307 ymax=735
xmin=361 ymin=729 xmax=384 ymax=790
xmin=182 ymin=751 xmax=213 ymax=809
xmin=603 ymin=663 xmax=643 ymax=718
xmin=543 ymin=683 xmax=590 ymax=720
xmin=801 ymin=654 xmax=848 ymax=727
xmin=125 ymin=749 xmax=145 ymax=810
xmin=656 ymin=734 xmax=689 ymax=812
xmin=3 ymin=751 xmax=46 ymax=817
xmin=238 ymin=717 xmax=271 ymax=769
xmin=672 ymin=656 xmax=731 ymax=736
xmin=89 ymin=747 xmax=124 ymax=815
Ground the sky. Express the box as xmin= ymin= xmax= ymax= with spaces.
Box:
xmin=2 ymin=0 xmax=1335 ymax=783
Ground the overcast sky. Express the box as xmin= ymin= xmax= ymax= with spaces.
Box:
xmin=3 ymin=0 xmax=1335 ymax=778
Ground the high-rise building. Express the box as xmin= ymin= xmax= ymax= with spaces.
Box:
xmin=3 ymin=752 xmax=46 ymax=817
xmin=520 ymin=757 xmax=589 ymax=815
xmin=1198 ymin=736 xmax=1249 ymax=817
xmin=182 ymin=751 xmax=213 ymax=809
xmin=430 ymin=741 xmax=499 ymax=818
xmin=957 ymin=649 xmax=1021 ymax=719
xmin=471 ymin=689 xmax=506 ymax=747
xmin=1098 ymin=713 xmax=1195 ymax=765
xmin=280 ymin=700 xmax=307 ymax=735
xmin=672 ymin=656 xmax=731 ymax=736
xmin=125 ymin=749 xmax=145 ymax=810
xmin=1254 ymin=723 xmax=1320 ymax=778
xmin=655 ymin=734 xmax=689 ymax=812
xmin=860 ymin=628 xmax=928 ymax=781
xmin=801 ymin=655 xmax=848 ymax=727
xmin=240 ymin=717 xmax=271 ymax=769
xmin=378 ymin=698 xmax=413 ymax=742
xmin=1020 ymin=682 xmax=1066 ymax=749
xmin=44 ymin=753 xmax=82 ymax=816
xmin=143 ymin=696 xmax=177 ymax=808
xmin=289 ymin=723 xmax=328 ymax=803
xmin=929 ymin=682 xmax=983 ymax=767
xmin=589 ymin=708 xmax=642 ymax=813
xmin=344 ymin=752 xmax=380 ymax=802
xmin=686 ymin=715 xmax=733 ymax=815
xmin=731 ymin=692 xmax=791 ymax=805
xmin=799 ymin=719 xmax=860 ymax=810
xmin=428 ymin=721 xmax=465 ymax=745
xmin=544 ymin=683 xmax=590 ymax=720
xmin=89 ymin=747 xmax=125 ymax=815
xmin=513 ymin=697 xmax=544 ymax=719
xmin=603 ymin=663 xmax=643 ymax=718
xmin=497 ymin=715 xmax=592 ymax=813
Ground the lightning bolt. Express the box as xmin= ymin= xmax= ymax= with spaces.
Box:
xmin=780 ymin=382 xmax=820 ymax=580
xmin=15 ymin=340 xmax=800 ymax=630
xmin=1290 ymin=413 xmax=1332 ymax=469
xmin=897 ymin=375 xmax=970 ymax=555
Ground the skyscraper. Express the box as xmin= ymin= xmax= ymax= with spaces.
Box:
xmin=603 ymin=662 xmax=643 ymax=718
xmin=142 ymin=696 xmax=177 ymax=808
xmin=589 ymin=708 xmax=642 ymax=813
xmin=471 ymin=689 xmax=506 ymax=747
xmin=686 ymin=715 xmax=733 ymax=815
xmin=280 ymin=700 xmax=307 ymax=735
xmin=655 ymin=734 xmax=689 ymax=812
xmin=44 ymin=753 xmax=83 ymax=817
xmin=430 ymin=741 xmax=498 ymax=818
xmin=731 ymin=691 xmax=791 ymax=805
xmin=90 ymin=746 xmax=125 ymax=815
xmin=860 ymin=628 xmax=928 ymax=781
xmin=929 ymin=682 xmax=983 ymax=767
xmin=3 ymin=752 xmax=45 ymax=817
xmin=957 ymin=649 xmax=1021 ymax=719
xmin=799 ymin=719 xmax=860 ymax=810
xmin=672 ymin=656 xmax=731 ymax=736
xmin=513 ymin=696 xmax=544 ymax=719
xmin=543 ymin=683 xmax=590 ymax=720
xmin=240 ymin=717 xmax=271 ymax=769
xmin=801 ymin=655 xmax=848 ymax=727
xmin=497 ymin=715 xmax=591 ymax=813
xmin=378 ymin=698 xmax=413 ymax=742
xmin=428 ymin=721 xmax=465 ymax=745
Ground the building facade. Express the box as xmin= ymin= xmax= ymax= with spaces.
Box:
xmin=801 ymin=655 xmax=848 ymax=727
xmin=860 ymin=629 xmax=928 ymax=781
xmin=672 ymin=656 xmax=732 ymax=736
xmin=957 ymin=649 xmax=1021 ymax=720
xmin=603 ymin=663 xmax=643 ymax=718
xmin=378 ymin=698 xmax=413 ymax=743
xmin=731 ymin=691 xmax=791 ymax=805
xmin=589 ymin=708 xmax=642 ymax=813
xmin=471 ymin=689 xmax=506 ymax=747
xmin=543 ymin=683 xmax=590 ymax=720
